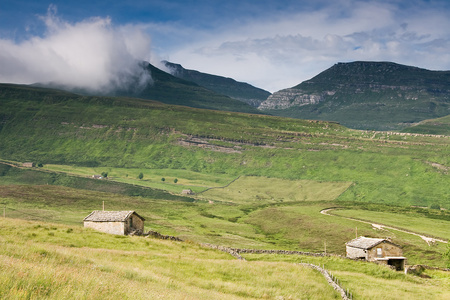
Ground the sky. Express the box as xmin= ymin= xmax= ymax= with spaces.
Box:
xmin=1 ymin=0 xmax=450 ymax=93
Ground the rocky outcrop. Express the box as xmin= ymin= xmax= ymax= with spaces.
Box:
xmin=258 ymin=88 xmax=333 ymax=110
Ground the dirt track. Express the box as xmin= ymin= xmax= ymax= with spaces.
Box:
xmin=320 ymin=208 xmax=448 ymax=245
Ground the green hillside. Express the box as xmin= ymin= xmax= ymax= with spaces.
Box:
xmin=0 ymin=83 xmax=448 ymax=210
xmin=261 ymin=61 xmax=450 ymax=130
xmin=1 ymin=83 xmax=450 ymax=297
xmin=36 ymin=62 xmax=261 ymax=114
xmin=401 ymin=115 xmax=450 ymax=135
xmin=163 ymin=61 xmax=271 ymax=107
xmin=115 ymin=62 xmax=262 ymax=114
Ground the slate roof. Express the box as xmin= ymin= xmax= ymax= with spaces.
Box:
xmin=346 ymin=236 xmax=390 ymax=249
xmin=83 ymin=211 xmax=145 ymax=222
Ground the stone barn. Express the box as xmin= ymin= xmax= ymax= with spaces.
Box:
xmin=182 ymin=189 xmax=194 ymax=195
xmin=346 ymin=236 xmax=406 ymax=271
xmin=83 ymin=211 xmax=145 ymax=235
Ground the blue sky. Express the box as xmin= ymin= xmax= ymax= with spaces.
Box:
xmin=1 ymin=0 xmax=450 ymax=92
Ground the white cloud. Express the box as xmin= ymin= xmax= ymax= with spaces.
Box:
xmin=0 ymin=6 xmax=153 ymax=93
xmin=165 ymin=0 xmax=450 ymax=92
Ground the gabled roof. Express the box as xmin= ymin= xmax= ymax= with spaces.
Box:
xmin=346 ymin=236 xmax=394 ymax=249
xmin=83 ymin=211 xmax=145 ymax=222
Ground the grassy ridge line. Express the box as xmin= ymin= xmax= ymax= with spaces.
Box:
xmin=401 ymin=115 xmax=450 ymax=135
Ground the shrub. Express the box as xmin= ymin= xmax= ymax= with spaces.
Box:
xmin=430 ymin=204 xmax=441 ymax=210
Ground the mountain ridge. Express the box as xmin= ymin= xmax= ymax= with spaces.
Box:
xmin=34 ymin=61 xmax=262 ymax=115
xmin=163 ymin=61 xmax=271 ymax=107
xmin=261 ymin=61 xmax=450 ymax=130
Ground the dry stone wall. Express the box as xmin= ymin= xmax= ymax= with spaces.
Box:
xmin=144 ymin=231 xmax=183 ymax=241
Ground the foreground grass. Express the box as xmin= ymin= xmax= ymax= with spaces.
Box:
xmin=1 ymin=218 xmax=449 ymax=299
xmin=243 ymin=254 xmax=450 ymax=300
xmin=0 ymin=218 xmax=340 ymax=299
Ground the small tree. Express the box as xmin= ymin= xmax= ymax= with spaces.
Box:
xmin=174 ymin=178 xmax=178 ymax=184
xmin=161 ymin=177 xmax=165 ymax=182
xmin=37 ymin=163 xmax=44 ymax=168
xmin=101 ymin=172 xmax=108 ymax=178
xmin=138 ymin=172 xmax=144 ymax=180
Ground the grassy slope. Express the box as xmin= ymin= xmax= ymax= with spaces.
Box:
xmin=1 ymin=218 xmax=448 ymax=300
xmin=126 ymin=63 xmax=262 ymax=114
xmin=0 ymin=218 xmax=341 ymax=300
xmin=0 ymin=84 xmax=448 ymax=210
xmin=401 ymin=115 xmax=450 ymax=135
xmin=332 ymin=208 xmax=450 ymax=240
xmin=0 ymin=83 xmax=449 ymax=268
xmin=1 ymin=171 xmax=448 ymax=267
xmin=163 ymin=61 xmax=271 ymax=106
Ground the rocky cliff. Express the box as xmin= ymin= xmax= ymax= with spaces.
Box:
xmin=259 ymin=61 xmax=450 ymax=131
xmin=259 ymin=89 xmax=335 ymax=110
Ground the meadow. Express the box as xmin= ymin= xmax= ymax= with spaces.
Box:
xmin=1 ymin=167 xmax=448 ymax=267
xmin=0 ymin=218 xmax=342 ymax=299
xmin=1 ymin=216 xmax=449 ymax=299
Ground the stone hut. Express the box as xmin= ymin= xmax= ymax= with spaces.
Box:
xmin=346 ymin=236 xmax=406 ymax=270
xmin=182 ymin=189 xmax=194 ymax=195
xmin=83 ymin=211 xmax=145 ymax=235
xmin=22 ymin=162 xmax=35 ymax=168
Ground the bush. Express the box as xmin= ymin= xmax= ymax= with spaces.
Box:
xmin=138 ymin=172 xmax=143 ymax=180
xmin=430 ymin=204 xmax=441 ymax=210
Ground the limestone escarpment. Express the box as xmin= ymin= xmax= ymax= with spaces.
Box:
xmin=259 ymin=88 xmax=334 ymax=110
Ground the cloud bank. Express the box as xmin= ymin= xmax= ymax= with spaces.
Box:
xmin=1 ymin=1 xmax=449 ymax=94
xmin=0 ymin=6 xmax=152 ymax=93
xmin=164 ymin=0 xmax=450 ymax=92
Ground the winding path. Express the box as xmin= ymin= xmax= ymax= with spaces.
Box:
xmin=320 ymin=208 xmax=448 ymax=245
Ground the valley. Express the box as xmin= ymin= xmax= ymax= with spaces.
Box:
xmin=0 ymin=83 xmax=449 ymax=299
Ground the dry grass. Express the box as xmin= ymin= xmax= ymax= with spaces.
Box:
xmin=0 ymin=218 xmax=340 ymax=299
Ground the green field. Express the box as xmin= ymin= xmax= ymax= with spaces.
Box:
xmin=1 ymin=169 xmax=448 ymax=267
xmin=330 ymin=208 xmax=450 ymax=240
xmin=197 ymin=176 xmax=352 ymax=204
xmin=42 ymin=164 xmax=235 ymax=193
